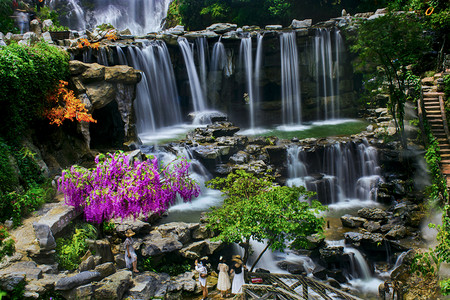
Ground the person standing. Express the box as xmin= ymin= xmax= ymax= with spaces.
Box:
xmin=195 ymin=258 xmax=208 ymax=300
xmin=217 ymin=256 xmax=231 ymax=298
xmin=230 ymin=255 xmax=246 ymax=295
xmin=124 ymin=229 xmax=139 ymax=273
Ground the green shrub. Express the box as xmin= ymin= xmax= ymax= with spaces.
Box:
xmin=0 ymin=226 xmax=15 ymax=260
xmin=56 ymin=223 xmax=97 ymax=270
xmin=0 ymin=42 xmax=69 ymax=142
xmin=0 ymin=0 xmax=17 ymax=34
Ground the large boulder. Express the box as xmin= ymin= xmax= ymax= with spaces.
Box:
xmin=33 ymin=204 xmax=81 ymax=250
xmin=357 ymin=207 xmax=388 ymax=222
xmin=55 ymin=271 xmax=102 ymax=291
xmin=127 ymin=272 xmax=160 ymax=300
xmin=95 ymin=270 xmax=132 ymax=300
xmin=341 ymin=215 xmax=367 ymax=228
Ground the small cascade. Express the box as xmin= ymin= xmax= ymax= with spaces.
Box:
xmin=209 ymin=38 xmax=227 ymax=103
xmin=280 ymin=32 xmax=302 ymax=125
xmin=287 ymin=140 xmax=383 ymax=205
xmin=116 ymin=46 xmax=127 ymax=65
xmin=195 ymin=37 xmax=209 ymax=98
xmin=239 ymin=37 xmax=255 ymax=129
xmin=125 ymin=41 xmax=182 ymax=134
xmin=178 ymin=37 xmax=207 ymax=112
xmin=239 ymin=34 xmax=264 ymax=130
xmin=314 ymin=29 xmax=343 ymax=120
xmin=97 ymin=47 xmax=109 ymax=66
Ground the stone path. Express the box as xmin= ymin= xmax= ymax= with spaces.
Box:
xmin=421 ymin=66 xmax=450 ymax=187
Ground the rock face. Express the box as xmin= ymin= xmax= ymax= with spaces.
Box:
xmin=33 ymin=204 xmax=81 ymax=250
xmin=69 ymin=61 xmax=141 ymax=148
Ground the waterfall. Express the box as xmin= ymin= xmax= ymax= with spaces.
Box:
xmin=195 ymin=37 xmax=209 ymax=98
xmin=239 ymin=37 xmax=255 ymax=129
xmin=314 ymin=29 xmax=343 ymax=120
xmin=178 ymin=37 xmax=207 ymax=112
xmin=287 ymin=140 xmax=383 ymax=205
xmin=209 ymin=38 xmax=227 ymax=104
xmin=125 ymin=41 xmax=182 ymax=134
xmin=52 ymin=0 xmax=171 ymax=35
xmin=97 ymin=47 xmax=109 ymax=66
xmin=116 ymin=46 xmax=127 ymax=65
xmin=280 ymin=32 xmax=302 ymax=125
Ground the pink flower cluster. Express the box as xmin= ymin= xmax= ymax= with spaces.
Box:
xmin=58 ymin=152 xmax=200 ymax=224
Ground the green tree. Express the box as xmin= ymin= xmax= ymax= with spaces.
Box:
xmin=206 ymin=170 xmax=325 ymax=271
xmin=349 ymin=13 xmax=431 ymax=147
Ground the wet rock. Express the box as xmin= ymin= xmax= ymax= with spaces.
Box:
xmin=229 ymin=151 xmax=250 ymax=164
xmin=385 ymin=225 xmax=408 ymax=240
xmin=55 ymin=271 xmax=101 ymax=291
xmin=312 ymin=265 xmax=327 ymax=280
xmin=265 ymin=25 xmax=283 ymax=30
xmin=357 ymin=207 xmax=387 ymax=222
xmin=290 ymin=19 xmax=312 ymax=29
xmin=340 ymin=214 xmax=367 ymax=228
xmin=206 ymin=23 xmax=237 ymax=34
xmin=302 ymin=234 xmax=325 ymax=250
xmin=319 ymin=246 xmax=344 ymax=263
xmin=344 ymin=232 xmax=384 ymax=248
xmin=114 ymin=218 xmax=152 ymax=236
xmin=363 ymin=221 xmax=381 ymax=233
xmin=326 ymin=278 xmax=341 ymax=289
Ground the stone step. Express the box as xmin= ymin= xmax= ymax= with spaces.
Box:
xmin=428 ymin=119 xmax=443 ymax=123
xmin=423 ymin=97 xmax=439 ymax=101
xmin=427 ymin=115 xmax=443 ymax=118
xmin=424 ymin=92 xmax=445 ymax=97
xmin=424 ymin=106 xmax=441 ymax=110
xmin=426 ymin=110 xmax=442 ymax=114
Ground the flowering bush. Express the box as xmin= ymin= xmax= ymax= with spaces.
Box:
xmin=58 ymin=152 xmax=200 ymax=224
xmin=44 ymin=80 xmax=96 ymax=126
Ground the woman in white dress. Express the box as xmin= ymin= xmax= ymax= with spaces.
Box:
xmin=195 ymin=258 xmax=208 ymax=300
xmin=217 ymin=256 xmax=231 ymax=297
xmin=124 ymin=229 xmax=139 ymax=273
xmin=230 ymin=255 xmax=246 ymax=295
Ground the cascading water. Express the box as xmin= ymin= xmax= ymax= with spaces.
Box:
xmin=280 ymin=32 xmax=302 ymax=126
xmin=195 ymin=37 xmax=209 ymax=98
xmin=209 ymin=38 xmax=227 ymax=104
xmin=124 ymin=41 xmax=182 ymax=135
xmin=52 ymin=0 xmax=171 ymax=34
xmin=178 ymin=37 xmax=207 ymax=112
xmin=239 ymin=34 xmax=264 ymax=131
xmin=313 ymin=29 xmax=343 ymax=120
xmin=287 ymin=140 xmax=383 ymax=205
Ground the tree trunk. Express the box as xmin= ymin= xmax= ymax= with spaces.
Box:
xmin=250 ymin=241 xmax=272 ymax=272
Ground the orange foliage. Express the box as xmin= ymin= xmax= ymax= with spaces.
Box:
xmin=44 ymin=80 xmax=96 ymax=126
xmin=105 ymin=32 xmax=118 ymax=41
xmin=90 ymin=42 xmax=100 ymax=50
xmin=77 ymin=38 xmax=90 ymax=49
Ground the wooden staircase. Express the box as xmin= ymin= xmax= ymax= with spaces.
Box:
xmin=421 ymin=68 xmax=450 ymax=186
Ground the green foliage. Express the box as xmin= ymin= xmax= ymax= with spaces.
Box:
xmin=425 ymin=137 xmax=449 ymax=203
xmin=165 ymin=0 xmax=183 ymax=28
xmin=206 ymin=170 xmax=325 ymax=270
xmin=411 ymin=207 xmax=450 ymax=294
xmin=140 ymin=256 xmax=191 ymax=276
xmin=0 ymin=0 xmax=16 ymax=33
xmin=37 ymin=6 xmax=61 ymax=27
xmin=0 ymin=226 xmax=15 ymax=261
xmin=48 ymin=25 xmax=69 ymax=32
xmin=349 ymin=12 xmax=430 ymax=147
xmin=102 ymin=221 xmax=116 ymax=234
xmin=96 ymin=23 xmax=115 ymax=32
xmin=56 ymin=223 xmax=97 ymax=271
xmin=0 ymin=42 xmax=69 ymax=142
xmin=444 ymin=75 xmax=450 ymax=99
